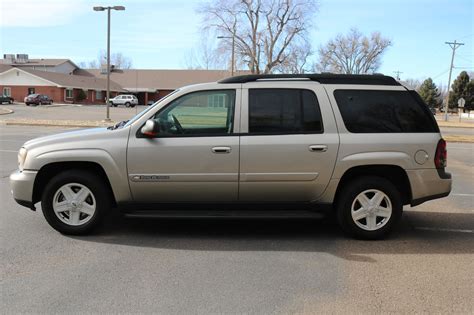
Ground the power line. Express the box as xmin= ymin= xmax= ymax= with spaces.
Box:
xmin=443 ymin=40 xmax=465 ymax=121
xmin=432 ymin=68 xmax=450 ymax=80
xmin=393 ymin=70 xmax=403 ymax=80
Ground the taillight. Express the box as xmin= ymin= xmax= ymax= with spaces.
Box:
xmin=434 ymin=139 xmax=447 ymax=168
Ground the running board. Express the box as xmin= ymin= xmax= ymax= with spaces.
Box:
xmin=123 ymin=209 xmax=325 ymax=219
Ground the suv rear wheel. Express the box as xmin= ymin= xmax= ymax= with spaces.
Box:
xmin=336 ymin=176 xmax=402 ymax=240
xmin=41 ymin=170 xmax=111 ymax=235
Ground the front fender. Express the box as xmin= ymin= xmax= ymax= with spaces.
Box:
xmin=29 ymin=149 xmax=131 ymax=203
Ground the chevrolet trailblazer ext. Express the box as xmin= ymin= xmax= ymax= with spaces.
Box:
xmin=10 ymin=74 xmax=452 ymax=239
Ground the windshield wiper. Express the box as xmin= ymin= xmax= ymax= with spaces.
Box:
xmin=108 ymin=120 xmax=129 ymax=130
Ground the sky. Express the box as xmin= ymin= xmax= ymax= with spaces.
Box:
xmin=0 ymin=0 xmax=472 ymax=87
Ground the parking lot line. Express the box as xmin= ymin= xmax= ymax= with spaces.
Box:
xmin=415 ymin=226 xmax=474 ymax=233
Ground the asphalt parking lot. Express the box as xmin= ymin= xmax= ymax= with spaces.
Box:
xmin=1 ymin=125 xmax=473 ymax=313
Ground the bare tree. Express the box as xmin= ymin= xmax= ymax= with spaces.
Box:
xmin=183 ymin=35 xmax=225 ymax=70
xmin=199 ymin=0 xmax=318 ymax=74
xmin=274 ymin=40 xmax=312 ymax=73
xmin=316 ymin=28 xmax=392 ymax=74
xmin=80 ymin=51 xmax=133 ymax=69
xmin=402 ymin=78 xmax=422 ymax=90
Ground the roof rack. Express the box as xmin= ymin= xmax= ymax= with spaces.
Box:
xmin=218 ymin=73 xmax=400 ymax=86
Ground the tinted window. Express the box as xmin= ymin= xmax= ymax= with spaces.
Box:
xmin=334 ymin=90 xmax=438 ymax=133
xmin=249 ymin=89 xmax=323 ymax=134
xmin=153 ymin=90 xmax=235 ymax=136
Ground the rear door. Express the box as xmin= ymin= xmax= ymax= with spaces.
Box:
xmin=238 ymin=82 xmax=339 ymax=202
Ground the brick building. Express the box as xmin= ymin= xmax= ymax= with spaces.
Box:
xmin=0 ymin=54 xmax=246 ymax=105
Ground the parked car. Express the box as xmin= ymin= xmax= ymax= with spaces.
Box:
xmin=24 ymin=94 xmax=53 ymax=106
xmin=0 ymin=94 xmax=14 ymax=104
xmin=10 ymin=74 xmax=451 ymax=239
xmin=109 ymin=94 xmax=138 ymax=107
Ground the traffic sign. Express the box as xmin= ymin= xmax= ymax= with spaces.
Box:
xmin=458 ymin=98 xmax=465 ymax=108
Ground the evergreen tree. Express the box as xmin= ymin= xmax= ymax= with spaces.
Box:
xmin=465 ymin=80 xmax=474 ymax=111
xmin=448 ymin=71 xmax=471 ymax=110
xmin=418 ymin=78 xmax=440 ymax=108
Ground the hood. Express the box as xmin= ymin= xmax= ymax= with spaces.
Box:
xmin=23 ymin=127 xmax=110 ymax=150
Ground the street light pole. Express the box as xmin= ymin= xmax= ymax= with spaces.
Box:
xmin=106 ymin=7 xmax=111 ymax=121
xmin=217 ymin=35 xmax=235 ymax=76
xmin=93 ymin=5 xmax=125 ymax=122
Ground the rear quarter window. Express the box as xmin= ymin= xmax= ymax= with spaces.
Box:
xmin=333 ymin=90 xmax=439 ymax=133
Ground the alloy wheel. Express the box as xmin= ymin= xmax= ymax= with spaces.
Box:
xmin=351 ymin=189 xmax=392 ymax=231
xmin=52 ymin=183 xmax=96 ymax=226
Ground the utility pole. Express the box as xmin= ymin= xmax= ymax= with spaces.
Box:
xmin=444 ymin=40 xmax=464 ymax=121
xmin=393 ymin=70 xmax=403 ymax=81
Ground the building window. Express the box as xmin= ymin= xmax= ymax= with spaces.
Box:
xmin=209 ymin=94 xmax=227 ymax=108
xmin=3 ymin=87 xmax=11 ymax=97
xmin=65 ymin=88 xmax=73 ymax=99
xmin=28 ymin=88 xmax=35 ymax=95
xmin=95 ymin=91 xmax=103 ymax=100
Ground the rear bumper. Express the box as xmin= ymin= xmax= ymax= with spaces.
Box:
xmin=407 ymin=168 xmax=452 ymax=206
xmin=9 ymin=170 xmax=37 ymax=210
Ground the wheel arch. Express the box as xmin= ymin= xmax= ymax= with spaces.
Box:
xmin=333 ymin=165 xmax=412 ymax=206
xmin=32 ymin=161 xmax=117 ymax=207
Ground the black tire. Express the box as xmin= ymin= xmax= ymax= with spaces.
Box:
xmin=9 ymin=100 xmax=13 ymax=104
xmin=25 ymin=103 xmax=30 ymax=106
xmin=41 ymin=170 xmax=111 ymax=235
xmin=125 ymin=102 xmax=131 ymax=108
xmin=336 ymin=176 xmax=402 ymax=240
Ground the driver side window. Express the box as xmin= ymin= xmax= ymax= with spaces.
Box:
xmin=153 ymin=90 xmax=236 ymax=136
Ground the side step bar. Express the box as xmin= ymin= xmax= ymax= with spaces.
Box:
xmin=123 ymin=210 xmax=326 ymax=219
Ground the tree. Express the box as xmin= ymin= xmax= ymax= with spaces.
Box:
xmin=418 ymin=78 xmax=440 ymax=108
xmin=448 ymin=71 xmax=472 ymax=110
xmin=316 ymin=28 xmax=392 ymax=74
xmin=402 ymin=78 xmax=422 ymax=90
xmin=76 ymin=89 xmax=87 ymax=102
xmin=79 ymin=51 xmax=132 ymax=69
xmin=183 ymin=34 xmax=225 ymax=70
xmin=198 ymin=0 xmax=318 ymax=74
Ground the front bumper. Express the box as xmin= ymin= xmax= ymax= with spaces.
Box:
xmin=407 ymin=168 xmax=452 ymax=206
xmin=9 ymin=170 xmax=38 ymax=210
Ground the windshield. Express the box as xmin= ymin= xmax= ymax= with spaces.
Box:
xmin=123 ymin=89 xmax=180 ymax=128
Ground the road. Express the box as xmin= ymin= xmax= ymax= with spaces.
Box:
xmin=1 ymin=125 xmax=473 ymax=314
xmin=1 ymin=103 xmax=146 ymax=122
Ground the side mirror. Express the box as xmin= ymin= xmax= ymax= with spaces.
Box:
xmin=141 ymin=119 xmax=158 ymax=137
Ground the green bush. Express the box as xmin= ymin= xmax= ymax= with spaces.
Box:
xmin=76 ymin=90 xmax=87 ymax=102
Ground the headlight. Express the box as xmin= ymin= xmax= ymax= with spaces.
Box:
xmin=18 ymin=147 xmax=27 ymax=171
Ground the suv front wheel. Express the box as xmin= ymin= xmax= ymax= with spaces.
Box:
xmin=336 ymin=176 xmax=402 ymax=240
xmin=41 ymin=170 xmax=111 ymax=235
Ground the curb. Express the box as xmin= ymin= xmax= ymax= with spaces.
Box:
xmin=0 ymin=108 xmax=14 ymax=115
xmin=438 ymin=124 xmax=474 ymax=129
xmin=2 ymin=122 xmax=110 ymax=128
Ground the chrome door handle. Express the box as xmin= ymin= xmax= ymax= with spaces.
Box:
xmin=309 ymin=145 xmax=328 ymax=152
xmin=212 ymin=146 xmax=231 ymax=154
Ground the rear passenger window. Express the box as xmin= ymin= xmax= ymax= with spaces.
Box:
xmin=249 ymin=89 xmax=323 ymax=134
xmin=334 ymin=90 xmax=438 ymax=133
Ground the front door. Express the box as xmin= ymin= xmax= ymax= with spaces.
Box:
xmin=127 ymin=89 xmax=240 ymax=203
xmin=238 ymin=84 xmax=339 ymax=202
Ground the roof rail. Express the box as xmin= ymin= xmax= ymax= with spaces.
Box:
xmin=218 ymin=73 xmax=400 ymax=86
